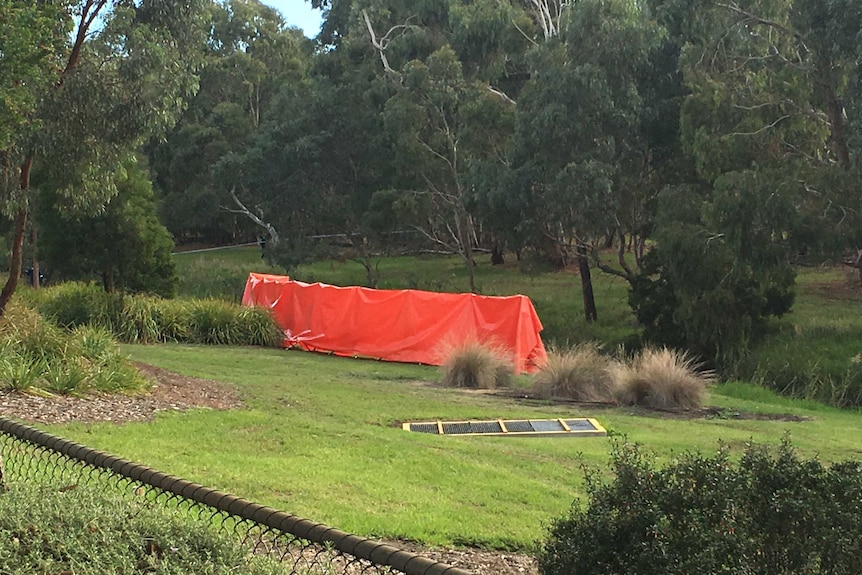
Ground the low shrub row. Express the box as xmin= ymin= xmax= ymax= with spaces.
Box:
xmin=0 ymin=302 xmax=148 ymax=395
xmin=540 ymin=439 xmax=862 ymax=575
xmin=0 ymin=481 xmax=286 ymax=575
xmin=441 ymin=342 xmax=713 ymax=410
xmin=25 ymin=281 xmax=283 ymax=347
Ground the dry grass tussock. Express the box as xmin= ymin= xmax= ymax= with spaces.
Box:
xmin=440 ymin=340 xmax=515 ymax=390
xmin=531 ymin=344 xmax=619 ymax=402
xmin=615 ymin=347 xmax=714 ymax=410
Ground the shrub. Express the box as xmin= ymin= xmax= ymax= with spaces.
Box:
xmin=32 ymin=281 xmax=121 ymax=330
xmin=0 ymin=481 xmax=286 ymax=574
xmin=117 ymin=293 xmax=164 ymax=344
xmin=440 ymin=340 xmax=515 ymax=390
xmin=0 ymin=301 xmax=148 ymax=396
xmin=71 ymin=325 xmax=118 ymax=363
xmin=236 ymin=306 xmax=284 ymax=347
xmin=614 ymin=347 xmax=713 ymax=409
xmin=0 ymin=352 xmax=45 ymax=393
xmin=187 ymin=298 xmax=242 ymax=345
xmin=29 ymin=283 xmax=281 ymax=347
xmin=531 ymin=344 xmax=618 ymax=402
xmin=540 ymin=438 xmax=862 ymax=575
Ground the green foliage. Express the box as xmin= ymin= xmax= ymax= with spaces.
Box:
xmin=439 ymin=339 xmax=515 ymax=389
xmin=30 ymin=282 xmax=282 ymax=347
xmin=630 ymin=183 xmax=796 ymax=362
xmin=29 ymin=281 xmax=123 ymax=331
xmin=0 ymin=1 xmax=67 ymax=154
xmin=540 ymin=439 xmax=862 ymax=575
xmin=38 ymin=157 xmax=179 ymax=297
xmin=148 ymin=0 xmax=310 ymax=245
xmin=0 ymin=482 xmax=287 ymax=575
xmin=0 ymin=300 xmax=148 ymax=395
xmin=531 ymin=344 xmax=619 ymax=402
xmin=614 ymin=346 xmax=713 ymax=410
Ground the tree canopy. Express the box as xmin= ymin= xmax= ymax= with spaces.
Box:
xmin=4 ymin=0 xmax=861 ymax=363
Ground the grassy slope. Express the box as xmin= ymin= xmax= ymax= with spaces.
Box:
xmin=32 ymin=249 xmax=857 ymax=549
xmin=46 ymin=343 xmax=862 ymax=551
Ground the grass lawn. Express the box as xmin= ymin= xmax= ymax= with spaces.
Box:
xmin=44 ymin=343 xmax=862 ymax=551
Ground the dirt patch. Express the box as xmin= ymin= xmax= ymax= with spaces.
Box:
xmin=0 ymin=363 xmax=242 ymax=425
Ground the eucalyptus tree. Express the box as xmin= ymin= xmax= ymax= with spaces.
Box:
xmin=629 ymin=0 xmax=861 ymax=360
xmin=37 ymin=158 xmax=178 ymax=296
xmin=491 ymin=0 xmax=663 ymax=320
xmin=148 ymin=0 xmax=310 ymax=245
xmin=349 ymin=0 xmax=532 ymax=291
xmin=0 ymin=0 xmax=210 ymax=316
xmin=218 ymin=49 xmax=397 ymax=281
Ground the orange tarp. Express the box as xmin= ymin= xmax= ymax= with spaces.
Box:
xmin=241 ymin=273 xmax=547 ymax=373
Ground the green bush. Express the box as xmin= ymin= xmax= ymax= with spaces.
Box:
xmin=187 ymin=298 xmax=243 ymax=345
xmin=530 ymin=344 xmax=618 ymax=402
xmin=32 ymin=281 xmax=122 ymax=330
xmin=540 ymin=439 xmax=862 ymax=575
xmin=0 ymin=482 xmax=287 ymax=575
xmin=440 ymin=340 xmax=515 ymax=389
xmin=0 ymin=301 xmax=148 ymax=396
xmin=29 ymin=282 xmax=281 ymax=347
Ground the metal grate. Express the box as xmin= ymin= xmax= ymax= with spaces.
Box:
xmin=409 ymin=423 xmax=439 ymax=434
xmin=403 ymin=418 xmax=606 ymax=437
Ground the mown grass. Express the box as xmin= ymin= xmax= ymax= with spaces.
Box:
xmin=43 ymin=343 xmax=862 ymax=551
xmin=173 ymin=247 xmax=862 ymax=404
xmin=172 ymin=246 xmax=636 ymax=346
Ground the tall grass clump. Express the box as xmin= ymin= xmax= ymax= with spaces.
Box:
xmin=439 ymin=340 xmax=515 ymax=390
xmin=531 ymin=344 xmax=619 ymax=402
xmin=236 ymin=306 xmax=284 ymax=347
xmin=30 ymin=281 xmax=121 ymax=330
xmin=0 ymin=302 xmax=148 ymax=396
xmin=187 ymin=298 xmax=244 ymax=345
xmin=116 ymin=293 xmax=166 ymax=344
xmin=614 ymin=347 xmax=713 ymax=410
xmin=28 ymin=282 xmax=281 ymax=347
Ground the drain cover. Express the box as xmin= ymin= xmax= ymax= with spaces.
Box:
xmin=402 ymin=418 xmax=606 ymax=437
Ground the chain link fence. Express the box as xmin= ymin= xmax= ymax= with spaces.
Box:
xmin=0 ymin=417 xmax=473 ymax=575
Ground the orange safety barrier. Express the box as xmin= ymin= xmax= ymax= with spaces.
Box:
xmin=241 ymin=273 xmax=547 ymax=373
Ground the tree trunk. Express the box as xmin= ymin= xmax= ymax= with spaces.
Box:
xmin=101 ymin=269 xmax=115 ymax=293
xmin=31 ymin=224 xmax=40 ymax=289
xmin=577 ymin=243 xmax=598 ymax=323
xmin=0 ymin=157 xmax=33 ymax=319
xmin=458 ymin=211 xmax=477 ymax=293
xmin=825 ymin=89 xmax=851 ymax=170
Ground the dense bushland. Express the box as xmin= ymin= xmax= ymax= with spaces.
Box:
xmin=540 ymin=439 xmax=862 ymax=575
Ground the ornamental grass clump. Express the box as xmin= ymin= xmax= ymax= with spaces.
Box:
xmin=31 ymin=281 xmax=121 ymax=331
xmin=236 ymin=306 xmax=283 ymax=347
xmin=615 ymin=346 xmax=714 ymax=410
xmin=0 ymin=301 xmax=148 ymax=396
xmin=440 ymin=340 xmax=515 ymax=390
xmin=187 ymin=298 xmax=243 ymax=345
xmin=531 ymin=344 xmax=619 ymax=402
